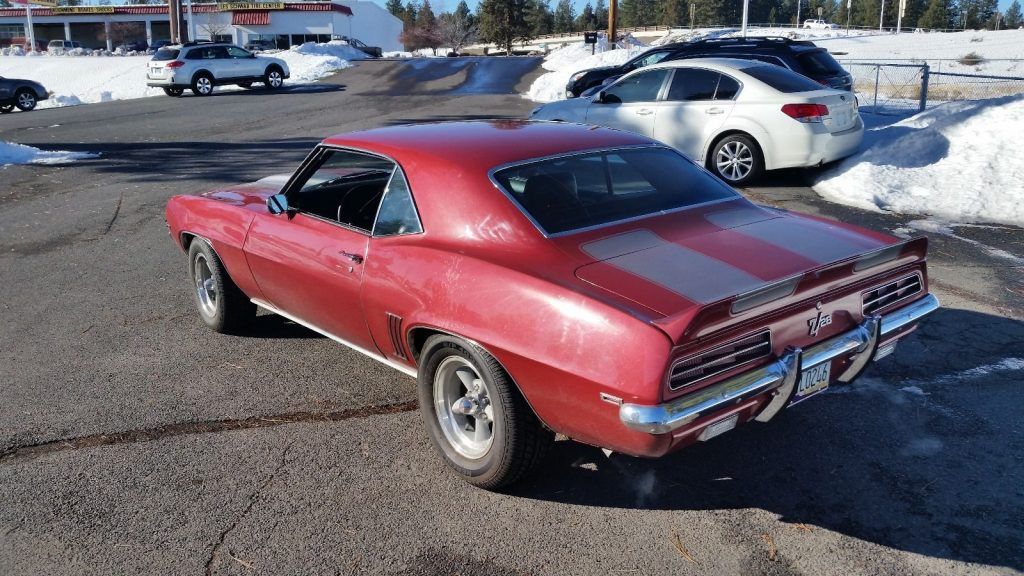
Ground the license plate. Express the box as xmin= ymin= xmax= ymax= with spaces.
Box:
xmin=790 ymin=362 xmax=831 ymax=405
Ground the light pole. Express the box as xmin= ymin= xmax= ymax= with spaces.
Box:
xmin=796 ymin=0 xmax=801 ymax=28
xmin=741 ymin=0 xmax=749 ymax=36
xmin=879 ymin=0 xmax=885 ymax=31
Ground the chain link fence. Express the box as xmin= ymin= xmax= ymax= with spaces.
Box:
xmin=840 ymin=60 xmax=1024 ymax=115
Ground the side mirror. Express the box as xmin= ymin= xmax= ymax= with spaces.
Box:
xmin=595 ymin=91 xmax=606 ymax=103
xmin=267 ymin=193 xmax=289 ymax=215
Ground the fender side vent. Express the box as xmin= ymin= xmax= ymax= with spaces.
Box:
xmin=386 ymin=313 xmax=407 ymax=360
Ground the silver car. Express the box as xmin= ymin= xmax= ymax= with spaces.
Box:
xmin=146 ymin=42 xmax=290 ymax=97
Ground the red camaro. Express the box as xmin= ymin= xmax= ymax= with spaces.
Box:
xmin=166 ymin=120 xmax=939 ymax=489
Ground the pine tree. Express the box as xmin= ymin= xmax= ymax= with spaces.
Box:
xmin=595 ymin=0 xmax=608 ymax=27
xmin=1006 ymin=0 xmax=1023 ymax=27
xmin=553 ymin=0 xmax=576 ymax=31
xmin=576 ymin=2 xmax=598 ymax=30
xmin=417 ymin=0 xmax=438 ymax=29
xmin=454 ymin=0 xmax=474 ymax=26
xmin=660 ymin=0 xmax=685 ymax=25
xmin=478 ymin=0 xmax=531 ymax=55
xmin=385 ymin=0 xmax=405 ymax=19
xmin=525 ymin=0 xmax=554 ymax=35
xmin=919 ymin=0 xmax=950 ymax=28
xmin=403 ymin=1 xmax=419 ymax=28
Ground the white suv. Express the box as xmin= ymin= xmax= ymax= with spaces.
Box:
xmin=146 ymin=42 xmax=291 ymax=97
xmin=802 ymin=19 xmax=840 ymax=29
xmin=47 ymin=39 xmax=86 ymax=54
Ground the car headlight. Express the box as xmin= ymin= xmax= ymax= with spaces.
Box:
xmin=569 ymin=70 xmax=587 ymax=82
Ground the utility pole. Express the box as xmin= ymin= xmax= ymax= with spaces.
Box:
xmin=879 ymin=0 xmax=885 ymax=31
xmin=741 ymin=0 xmax=750 ymax=36
xmin=846 ymin=0 xmax=851 ymax=35
xmin=796 ymin=0 xmax=801 ymax=27
xmin=607 ymin=0 xmax=617 ymax=50
xmin=689 ymin=2 xmax=695 ymax=29
xmin=169 ymin=0 xmax=180 ymax=43
xmin=185 ymin=0 xmax=196 ymax=41
xmin=896 ymin=0 xmax=905 ymax=33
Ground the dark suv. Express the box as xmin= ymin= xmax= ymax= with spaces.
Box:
xmin=564 ymin=42 xmax=689 ymax=98
xmin=565 ymin=36 xmax=852 ymax=98
xmin=666 ymin=37 xmax=852 ymax=91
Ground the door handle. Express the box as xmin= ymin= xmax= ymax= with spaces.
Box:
xmin=340 ymin=251 xmax=363 ymax=264
xmin=635 ymin=108 xmax=654 ymax=116
xmin=705 ymin=107 xmax=724 ymax=115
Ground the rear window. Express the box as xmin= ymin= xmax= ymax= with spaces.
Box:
xmin=493 ymin=147 xmax=739 ymax=235
xmin=797 ymin=50 xmax=843 ymax=75
xmin=153 ymin=48 xmax=180 ymax=61
xmin=742 ymin=65 xmax=823 ymax=93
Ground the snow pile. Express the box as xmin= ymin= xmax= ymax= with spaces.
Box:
xmin=526 ymin=39 xmax=646 ymax=102
xmin=814 ymin=95 xmax=1024 ymax=226
xmin=0 ymin=55 xmax=160 ymax=107
xmin=1 ymin=141 xmax=96 ymax=166
xmin=270 ymin=40 xmax=363 ymax=82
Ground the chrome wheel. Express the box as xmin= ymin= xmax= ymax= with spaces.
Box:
xmin=15 ymin=91 xmax=36 ymax=111
xmin=433 ymin=356 xmax=494 ymax=460
xmin=196 ymin=76 xmax=213 ymax=95
xmin=267 ymin=70 xmax=283 ymax=88
xmin=193 ymin=253 xmax=218 ymax=317
xmin=715 ymin=140 xmax=754 ymax=182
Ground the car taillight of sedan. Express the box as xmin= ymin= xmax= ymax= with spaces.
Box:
xmin=782 ymin=103 xmax=829 ymax=123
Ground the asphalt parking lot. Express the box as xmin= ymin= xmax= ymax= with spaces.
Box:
xmin=1 ymin=57 xmax=1022 ymax=575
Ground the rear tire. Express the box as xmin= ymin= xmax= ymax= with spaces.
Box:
xmin=417 ymin=335 xmax=553 ymax=490
xmin=186 ymin=239 xmax=255 ymax=333
xmin=191 ymin=73 xmax=214 ymax=97
xmin=708 ymin=133 xmax=764 ymax=186
xmin=14 ymin=89 xmax=37 ymax=111
xmin=264 ymin=67 xmax=284 ymax=90
xmin=163 ymin=87 xmax=184 ymax=97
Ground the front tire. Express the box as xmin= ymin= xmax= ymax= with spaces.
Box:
xmin=14 ymin=89 xmax=37 ymax=111
xmin=264 ymin=67 xmax=284 ymax=89
xmin=186 ymin=239 xmax=255 ymax=333
xmin=708 ymin=133 xmax=764 ymax=186
xmin=163 ymin=87 xmax=184 ymax=97
xmin=418 ymin=335 xmax=552 ymax=490
xmin=191 ymin=73 xmax=214 ymax=97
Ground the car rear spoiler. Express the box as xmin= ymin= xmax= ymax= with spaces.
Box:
xmin=651 ymin=236 xmax=930 ymax=345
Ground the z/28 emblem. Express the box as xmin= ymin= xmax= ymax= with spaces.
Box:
xmin=807 ymin=303 xmax=833 ymax=336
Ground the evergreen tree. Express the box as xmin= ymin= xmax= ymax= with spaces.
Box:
xmin=417 ymin=0 xmax=438 ymax=29
xmin=1005 ymin=0 xmax=1023 ymax=27
xmin=660 ymin=0 xmax=685 ymax=25
xmin=595 ymin=0 xmax=608 ymax=27
xmin=478 ymin=0 xmax=531 ymax=55
xmin=919 ymin=0 xmax=950 ymax=28
xmin=454 ymin=0 xmax=474 ymax=26
xmin=385 ymin=0 xmax=405 ymax=19
xmin=553 ymin=0 xmax=576 ymax=31
xmin=403 ymin=1 xmax=419 ymax=28
xmin=525 ymin=0 xmax=554 ymax=35
xmin=576 ymin=2 xmax=598 ymax=30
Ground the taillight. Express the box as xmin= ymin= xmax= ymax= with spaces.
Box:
xmin=781 ymin=103 xmax=829 ymax=123
xmin=165 ymin=60 xmax=185 ymax=68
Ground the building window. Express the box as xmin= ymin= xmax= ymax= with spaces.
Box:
xmin=0 ymin=24 xmax=26 ymax=44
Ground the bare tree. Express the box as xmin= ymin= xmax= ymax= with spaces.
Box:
xmin=438 ymin=11 xmax=477 ymax=54
xmin=199 ymin=13 xmax=231 ymax=40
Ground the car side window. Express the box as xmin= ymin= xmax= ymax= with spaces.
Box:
xmin=186 ymin=48 xmax=215 ymax=60
xmin=289 ymin=148 xmax=396 ymax=232
xmin=666 ymin=68 xmax=720 ymax=101
xmin=227 ymin=46 xmax=251 ymax=59
xmin=373 ymin=169 xmax=423 ymax=236
xmin=715 ymin=75 xmax=741 ymax=100
xmin=212 ymin=46 xmax=231 ymax=59
xmin=601 ymin=69 xmax=669 ymax=104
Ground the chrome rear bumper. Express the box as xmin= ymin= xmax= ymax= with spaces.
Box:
xmin=620 ymin=293 xmax=940 ymax=434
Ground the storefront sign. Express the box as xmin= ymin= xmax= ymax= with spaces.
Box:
xmin=50 ymin=6 xmax=116 ymax=14
xmin=216 ymin=2 xmax=285 ymax=11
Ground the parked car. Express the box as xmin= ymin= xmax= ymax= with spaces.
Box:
xmin=803 ymin=18 xmax=840 ymax=29
xmin=243 ymin=39 xmax=278 ymax=52
xmin=665 ymin=36 xmax=854 ymax=91
xmin=339 ymin=36 xmax=382 ymax=58
xmin=0 ymin=76 xmax=49 ymax=113
xmin=146 ymin=42 xmax=290 ymax=97
xmin=565 ymin=42 xmax=690 ymax=98
xmin=150 ymin=39 xmax=173 ymax=51
xmin=165 ymin=120 xmax=938 ymax=489
xmin=532 ymin=58 xmax=863 ymax=185
xmin=47 ymin=39 xmax=86 ymax=54
xmin=115 ymin=40 xmax=148 ymax=52
xmin=7 ymin=37 xmax=46 ymax=52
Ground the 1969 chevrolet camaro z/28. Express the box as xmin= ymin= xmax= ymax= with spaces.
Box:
xmin=166 ymin=120 xmax=939 ymax=489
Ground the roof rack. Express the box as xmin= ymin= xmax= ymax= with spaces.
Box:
xmin=181 ymin=40 xmax=217 ymax=47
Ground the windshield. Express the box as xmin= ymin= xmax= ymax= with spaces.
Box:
xmin=493 ymin=147 xmax=739 ymax=235
xmin=153 ymin=48 xmax=180 ymax=61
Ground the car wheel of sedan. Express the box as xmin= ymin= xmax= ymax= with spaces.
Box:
xmin=163 ymin=87 xmax=184 ymax=97
xmin=14 ymin=89 xmax=37 ymax=111
xmin=709 ymin=134 xmax=763 ymax=186
xmin=418 ymin=335 xmax=553 ymax=489
xmin=264 ymin=67 xmax=284 ymax=89
xmin=0 ymin=104 xmax=13 ymax=114
xmin=191 ymin=73 xmax=214 ymax=97
xmin=186 ymin=239 xmax=255 ymax=333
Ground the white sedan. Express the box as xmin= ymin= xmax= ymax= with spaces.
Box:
xmin=530 ymin=58 xmax=863 ymax=185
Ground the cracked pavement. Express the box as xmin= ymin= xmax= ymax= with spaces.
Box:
xmin=1 ymin=58 xmax=1022 ymax=575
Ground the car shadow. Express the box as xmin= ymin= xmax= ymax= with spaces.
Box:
xmin=246 ymin=313 xmax=325 ymax=339
xmin=508 ymin=307 xmax=1024 ymax=571
xmin=204 ymin=83 xmax=347 ymax=97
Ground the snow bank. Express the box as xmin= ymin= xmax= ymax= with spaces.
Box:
xmin=814 ymin=95 xmax=1024 ymax=226
xmin=526 ymin=38 xmax=645 ymax=102
xmin=1 ymin=141 xmax=95 ymax=166
xmin=273 ymin=41 xmax=361 ymax=82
